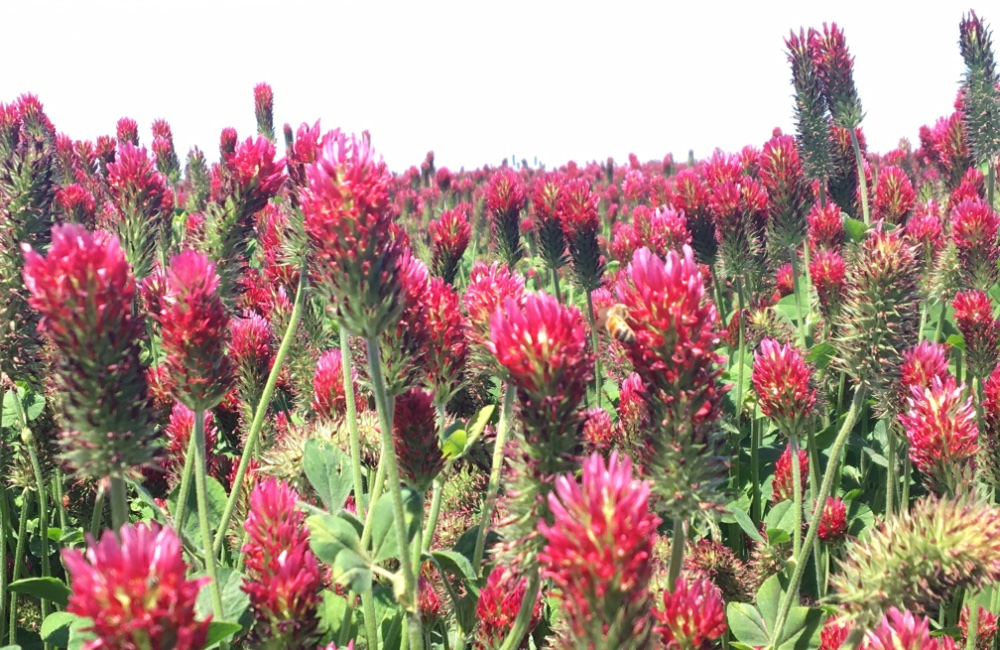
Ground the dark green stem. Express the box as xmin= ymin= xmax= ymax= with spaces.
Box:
xmin=9 ymin=489 xmax=30 ymax=645
xmin=215 ymin=269 xmax=306 ymax=556
xmin=789 ymin=253 xmax=808 ymax=349
xmin=173 ymin=435 xmax=196 ymax=533
xmin=966 ymin=593 xmax=980 ymax=650
xmin=109 ymin=476 xmax=128 ymax=529
xmin=551 ymin=267 xmax=562 ymax=303
xmin=473 ymin=385 xmax=515 ymax=576
xmin=769 ymin=386 xmax=866 ymax=649
xmin=89 ymin=488 xmax=106 ymax=539
xmin=886 ymin=422 xmax=895 ymax=516
xmin=667 ymin=517 xmax=686 ymax=591
xmin=751 ymin=413 xmax=762 ymax=525
xmin=0 ymin=484 xmax=8 ymax=642
xmin=789 ymin=433 xmax=803 ymax=558
xmin=53 ymin=471 xmax=67 ymax=532
xmin=339 ymin=326 xmax=368 ymax=516
xmin=24 ymin=429 xmax=51 ymax=626
xmin=585 ymin=290 xmax=602 ymax=408
xmin=365 ymin=336 xmax=423 ymax=650
xmin=194 ymin=410 xmax=224 ymax=619
xmin=849 ymin=129 xmax=870 ymax=226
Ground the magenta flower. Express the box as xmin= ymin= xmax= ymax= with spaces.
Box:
xmin=900 ymin=341 xmax=951 ymax=393
xmin=752 ymin=338 xmax=817 ymax=436
xmin=115 ymin=116 xmax=139 ymax=145
xmin=953 ymin=289 xmax=1000 ymax=379
xmin=229 ymin=313 xmax=274 ymax=400
xmin=253 ymin=82 xmax=275 ymax=141
xmin=486 ymin=167 xmax=527 ymax=267
xmin=865 ymin=608 xmax=943 ymax=650
xmin=873 ymin=165 xmax=916 ymax=225
xmin=428 ymin=203 xmax=472 ymax=284
xmin=55 ymin=183 xmax=97 ymax=225
xmin=312 ymin=348 xmax=362 ymax=421
xmin=653 ymin=578 xmax=727 ymax=650
xmin=820 ymin=617 xmax=852 ymax=650
xmin=163 ymin=402 xmax=219 ymax=483
xmin=817 ymin=496 xmax=848 ymax=544
xmin=809 ymin=248 xmax=846 ymax=321
xmin=393 ymin=388 xmax=444 ymax=491
xmin=159 ymin=250 xmax=233 ymax=411
xmin=807 ymin=201 xmax=845 ymax=252
xmin=464 ymin=263 xmax=526 ymax=350
xmin=242 ymin=478 xmax=323 ymax=647
xmin=952 ymin=198 xmax=1000 ymax=290
xmin=558 ymin=178 xmax=605 ymax=291
xmin=424 ymin=277 xmax=469 ymax=405
xmin=961 ymin=605 xmax=1000 ymax=650
xmin=773 ymin=443 xmax=809 ymax=503
xmin=539 ymin=452 xmax=661 ymax=647
xmin=900 ymin=375 xmax=979 ymax=495
xmin=474 ymin=565 xmax=543 ymax=650
xmin=63 ymin=522 xmax=210 ymax=650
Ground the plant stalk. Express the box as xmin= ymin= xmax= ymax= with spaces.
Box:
xmin=109 ymin=476 xmax=128 ymax=529
xmin=849 ymin=129 xmax=870 ymax=226
xmin=340 ymin=326 xmax=368 ymax=516
xmin=473 ymin=384 xmax=516 ymax=576
xmin=667 ymin=517 xmax=686 ymax=591
xmin=9 ymin=489 xmax=30 ymax=645
xmin=585 ymin=289 xmax=602 ymax=407
xmin=194 ymin=410 xmax=224 ymax=619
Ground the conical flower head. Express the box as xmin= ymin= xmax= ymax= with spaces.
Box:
xmin=653 ymin=578 xmax=727 ymax=650
xmin=953 ymin=289 xmax=1000 ymax=379
xmin=116 ymin=117 xmax=139 ymax=145
xmin=811 ymin=23 xmax=864 ymax=129
xmin=837 ymin=225 xmax=920 ymax=420
xmin=378 ymin=248 xmax=432 ymax=396
xmin=752 ymin=338 xmax=816 ymax=436
xmin=393 ymin=387 xmax=444 ymax=491
xmin=530 ymin=171 xmax=568 ymax=273
xmin=952 ymin=198 xmax=1000 ymax=290
xmin=463 ymin=261 xmax=526 ymax=359
xmin=672 ymin=168 xmax=716 ymax=264
xmin=786 ymin=28 xmax=835 ymax=182
xmin=708 ymin=172 xmax=769 ymax=286
xmin=428 ymin=202 xmax=472 ymax=284
xmin=242 ymin=478 xmax=322 ymax=647
xmin=810 ymin=248 xmax=847 ymax=322
xmin=302 ymin=130 xmax=402 ymax=338
xmin=760 ymin=133 xmax=813 ymax=260
xmin=960 ymin=606 xmax=1000 ymax=650
xmin=56 ymin=183 xmax=97 ymax=225
xmin=900 ymin=341 xmax=951 ymax=393
xmin=873 ymin=165 xmax=916 ymax=226
xmin=62 ymin=522 xmax=210 ymax=650
xmin=228 ymin=312 xmax=274 ymax=402
xmin=487 ymin=167 xmax=526 ymax=268
xmin=22 ymin=223 xmax=155 ymax=478
xmin=959 ymin=11 xmax=1000 ymax=164
xmin=538 ymin=452 xmax=661 ymax=648
xmin=558 ymin=178 xmax=605 ymax=292
xmin=474 ymin=565 xmax=543 ymax=650
xmin=423 ymin=276 xmax=468 ymax=405
xmin=253 ymin=82 xmax=275 ymax=141
xmin=817 ymin=496 xmax=848 ymax=544
xmin=980 ymin=363 xmax=1000 ymax=487
xmin=773 ymin=443 xmax=809 ymax=503
xmin=900 ymin=375 xmax=978 ymax=495
xmin=833 ymin=492 xmax=1000 ymax=628
xmin=807 ymin=201 xmax=845 ymax=252
xmin=864 ymin=608 xmax=942 ymax=650
xmin=159 ymin=250 xmax=233 ymax=411
xmin=312 ymin=348 xmax=361 ymax=421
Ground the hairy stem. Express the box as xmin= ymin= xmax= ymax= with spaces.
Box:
xmin=667 ymin=517 xmax=686 ymax=591
xmin=585 ymin=289 xmax=602 ymax=408
xmin=339 ymin=326 xmax=368 ymax=516
xmin=849 ymin=129 xmax=870 ymax=226
xmin=9 ymin=489 xmax=30 ymax=645
xmin=109 ymin=476 xmax=128 ymax=530
xmin=473 ymin=384 xmax=516 ymax=576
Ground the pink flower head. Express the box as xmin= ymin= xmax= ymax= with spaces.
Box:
xmin=242 ymin=478 xmax=322 ymax=646
xmin=302 ymin=129 xmax=402 ymax=338
xmin=474 ymin=565 xmax=543 ymax=649
xmin=952 ymin=198 xmax=1000 ymax=290
xmin=558 ymin=178 xmax=604 ymax=291
xmin=773 ymin=443 xmax=809 ymax=503
xmin=63 ymin=522 xmax=210 ymax=650
xmin=900 ymin=375 xmax=979 ymax=495
xmin=312 ymin=348 xmax=361 ymax=420
xmin=22 ymin=224 xmax=154 ymax=477
xmin=582 ymin=407 xmax=615 ymax=450
xmin=229 ymin=313 xmax=274 ymax=396
xmin=159 ymin=250 xmax=234 ymax=411
xmin=672 ymin=168 xmax=715 ymax=263
xmin=752 ymin=338 xmax=816 ymax=436
xmin=115 ymin=116 xmax=139 ymax=145
xmin=56 ymin=183 xmax=97 ymax=225
xmin=164 ymin=402 xmax=219 ymax=481
xmin=488 ymin=292 xmax=593 ymax=405
xmin=617 ymin=372 xmax=650 ymax=444
xmin=864 ymin=608 xmax=940 ymax=650
xmin=152 ymin=135 xmax=180 ymax=180
xmin=151 ymin=118 xmax=173 ymax=141
xmin=807 ymin=201 xmax=845 ymax=252
xmin=809 ymin=248 xmax=847 ymax=319
xmin=539 ymin=452 xmax=661 ymax=646
xmin=211 ymin=135 xmax=286 ymax=218
xmin=379 ymin=248 xmax=432 ymax=395
xmin=464 ymin=261 xmax=526 ymax=349
xmin=253 ymin=82 xmax=275 ymax=140
xmin=435 ymin=166 xmax=452 ymax=191
xmin=960 ymin=606 xmax=1000 ymax=650
xmin=982 ymin=364 xmax=1000 ymax=485
xmin=393 ymin=388 xmax=444 ymax=491
xmin=905 ymin=205 xmax=944 ymax=262
xmin=653 ymin=577 xmax=727 ymax=650
xmin=219 ymin=127 xmax=238 ymax=159
xmin=632 ymin=205 xmax=691 ymax=259
xmin=820 ymin=617 xmax=853 ymax=650
xmin=874 ymin=165 xmax=916 ymax=225
xmin=817 ymin=496 xmax=848 ymax=544
xmin=424 ymin=277 xmax=468 ymax=403
xmin=487 ymin=167 xmax=527 ymax=267
xmin=811 ymin=23 xmax=863 ymax=129
xmin=953 ymin=290 xmax=1000 ymax=379
xmin=428 ymin=202 xmax=472 ymax=284
xmin=775 ymin=263 xmax=795 ymax=298
xmin=900 ymin=341 xmax=951 ymax=393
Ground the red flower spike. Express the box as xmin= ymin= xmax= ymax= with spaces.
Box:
xmin=56 ymin=184 xmax=97 ymax=225
xmin=960 ymin=606 xmax=1000 ymax=650
xmin=428 ymin=203 xmax=472 ymax=285
xmin=163 ymin=403 xmax=219 ymax=482
xmin=558 ymin=178 xmax=605 ymax=292
xmin=539 ymin=452 xmax=661 ymax=647
xmin=809 ymin=248 xmax=847 ymax=320
xmin=873 ymin=165 xmax=916 ymax=226
xmin=464 ymin=261 xmax=526 ymax=350
xmin=116 ymin=117 xmax=139 ymax=145
xmin=159 ymin=250 xmax=234 ymax=411
xmin=424 ymin=277 xmax=468 ymax=404
xmin=820 ymin=617 xmax=853 ymax=650
xmin=653 ymin=577 xmax=727 ymax=650
xmin=817 ymin=496 xmax=848 ymax=544
xmin=474 ymin=565 xmax=543 ymax=650
xmin=864 ymin=608 xmax=943 ymax=650
xmin=952 ymin=198 xmax=1000 ymax=290
xmin=617 ymin=372 xmax=650 ymax=445
xmin=313 ymin=348 xmax=362 ymax=420
xmin=582 ymin=407 xmax=615 ymax=450
xmin=487 ymin=167 xmax=527 ymax=267
xmin=62 ymin=522 xmax=210 ymax=650
xmin=900 ymin=341 xmax=951 ymax=393
xmin=807 ymin=201 xmax=845 ymax=252
xmin=953 ymin=290 xmax=1000 ymax=379
xmin=752 ymin=338 xmax=816 ymax=436
xmin=900 ymin=376 xmax=979 ymax=495
xmin=241 ymin=478 xmax=322 ymax=647
xmin=775 ymin=264 xmax=795 ymax=298
xmin=253 ymin=82 xmax=275 ymax=141
xmin=773 ymin=444 xmax=809 ymax=503
xmin=392 ymin=388 xmax=444 ymax=491
xmin=229 ymin=313 xmax=274 ymax=400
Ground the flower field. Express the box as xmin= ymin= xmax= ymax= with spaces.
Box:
xmin=4 ymin=11 xmax=1000 ymax=650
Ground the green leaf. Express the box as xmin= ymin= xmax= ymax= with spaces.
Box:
xmin=442 ymin=427 xmax=468 ymax=459
xmin=429 ymin=550 xmax=478 ymax=583
xmin=805 ymin=342 xmax=837 ymax=370
xmin=9 ymin=577 xmax=71 ymax=608
xmin=2 ymin=386 xmax=45 ymax=426
xmin=204 ymin=622 xmax=244 ymax=648
xmin=66 ymin=615 xmax=96 ymax=650
xmin=729 ymin=506 xmax=766 ymax=544
xmin=778 ymin=605 xmax=824 ymax=650
xmin=946 ymin=333 xmax=966 ymax=352
xmin=316 ymin=589 xmax=358 ymax=640
xmin=166 ymin=476 xmax=228 ymax=543
xmin=463 ymin=404 xmax=495 ymax=449
xmin=374 ymin=585 xmax=404 ymax=650
xmin=757 ymin=575 xmax=782 ymax=629
xmin=195 ymin=567 xmax=251 ymax=630
xmin=765 ymin=500 xmax=796 ymax=536
xmin=727 ymin=603 xmax=770 ymax=646
xmin=307 ymin=513 xmax=371 ymax=594
xmin=371 ymin=487 xmax=422 ymax=563
xmin=41 ymin=611 xmax=79 ymax=647
xmin=303 ymin=438 xmax=354 ymax=512
xmin=843 ymin=217 xmax=867 ymax=243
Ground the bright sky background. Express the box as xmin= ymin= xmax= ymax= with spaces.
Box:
xmin=1 ymin=1 xmax=984 ymax=174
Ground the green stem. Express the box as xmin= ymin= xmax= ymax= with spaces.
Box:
xmin=901 ymin=452 xmax=911 ymax=511
xmin=89 ymin=488 xmax=106 ymax=540
xmin=585 ymin=289 xmax=602 ymax=408
xmin=194 ymin=410 xmax=224 ymax=619
xmin=988 ymin=158 xmax=996 ymax=209
xmin=424 ymin=478 xmax=444 ymax=553
xmin=918 ymin=300 xmax=929 ymax=342
xmin=966 ymin=594 xmax=980 ymax=650
xmin=360 ymin=458 xmax=387 ymax=550
xmin=109 ymin=476 xmax=128 ymax=529
xmin=849 ymin=128 xmax=870 ymax=226
xmin=934 ymin=301 xmax=947 ymax=344
xmin=473 ymin=385 xmax=515 ymax=576
xmin=886 ymin=422 xmax=895 ymax=516
xmin=497 ymin=568 xmax=540 ymax=650
xmin=24 ymin=429 xmax=51 ymax=626
xmin=769 ymin=386 xmax=866 ymax=649
xmin=667 ymin=517 xmax=686 ymax=591
xmin=9 ymin=489 xmax=30 ymax=645
xmin=215 ymin=269 xmax=307 ymax=556
xmin=0 ymin=484 xmax=9 ymax=642
xmin=789 ymin=434 xmax=803 ymax=558
xmin=735 ymin=276 xmax=747 ymax=417
xmin=53 ymin=471 xmax=67 ymax=532
xmin=173 ymin=435 xmax=197 ymax=533
xmin=365 ymin=336 xmax=423 ymax=650
xmin=751 ymin=413 xmax=762 ymax=525
xmin=340 ymin=326 xmax=368 ymax=516
xmin=551 ymin=267 xmax=562 ymax=303
xmin=790 ymin=252 xmax=808 ymax=349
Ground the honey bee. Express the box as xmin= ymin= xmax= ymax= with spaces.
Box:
xmin=597 ymin=303 xmax=636 ymax=344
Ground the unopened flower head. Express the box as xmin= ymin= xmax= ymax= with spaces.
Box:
xmin=428 ymin=202 xmax=472 ymax=284
xmin=487 ymin=167 xmax=527 ymax=268
xmin=474 ymin=564 xmax=543 ymax=650
xmin=811 ymin=23 xmax=864 ymax=128
xmin=817 ymin=496 xmax=849 ymax=544
xmin=253 ymin=82 xmax=275 ymax=141
xmin=312 ymin=348 xmax=362 ymax=421
xmin=873 ymin=165 xmax=916 ymax=226
xmin=423 ymin=277 xmax=469 ymax=404
xmin=558 ymin=178 xmax=605 ymax=292
xmin=393 ymin=387 xmax=444 ymax=491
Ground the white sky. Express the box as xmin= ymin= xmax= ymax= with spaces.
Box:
xmin=1 ymin=1 xmax=983 ymax=173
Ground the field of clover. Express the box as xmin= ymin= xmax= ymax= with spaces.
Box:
xmin=4 ymin=9 xmax=1000 ymax=650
